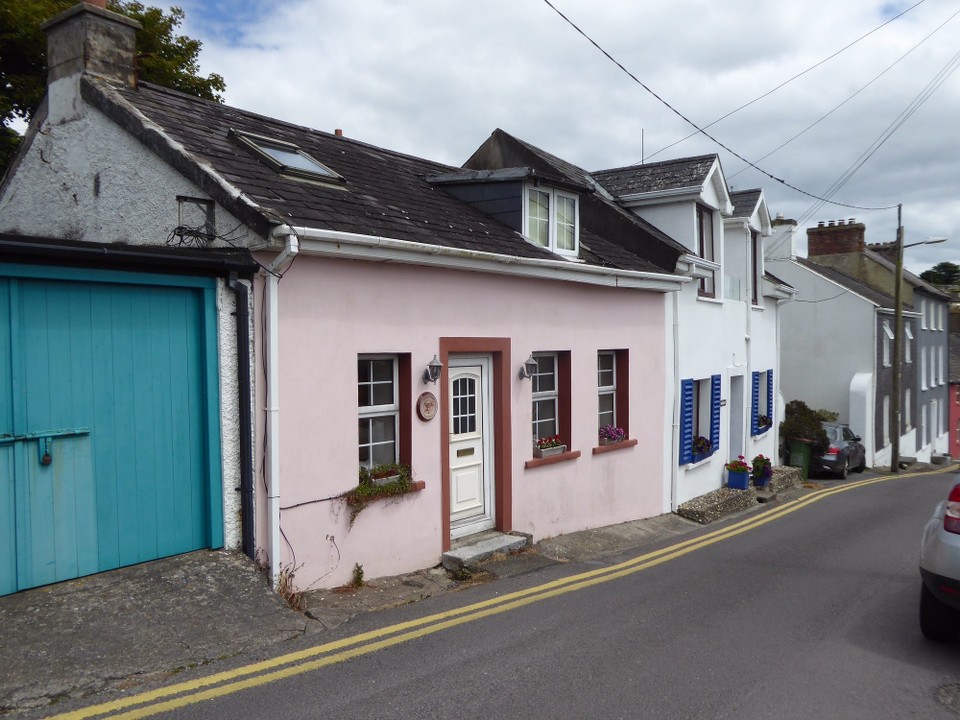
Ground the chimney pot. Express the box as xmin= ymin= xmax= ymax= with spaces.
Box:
xmin=334 ymin=128 xmax=343 ymax=137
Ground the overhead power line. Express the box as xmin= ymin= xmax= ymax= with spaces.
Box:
xmin=729 ymin=6 xmax=960 ymax=181
xmin=646 ymin=0 xmax=928 ymax=162
xmin=540 ymin=0 xmax=898 ymax=212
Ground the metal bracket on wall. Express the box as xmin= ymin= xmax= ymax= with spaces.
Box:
xmin=0 ymin=428 xmax=91 ymax=466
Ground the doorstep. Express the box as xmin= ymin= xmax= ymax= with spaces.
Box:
xmin=442 ymin=531 xmax=529 ymax=572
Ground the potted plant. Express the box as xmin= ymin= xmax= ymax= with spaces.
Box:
xmin=751 ymin=453 xmax=772 ymax=487
xmin=725 ymin=456 xmax=751 ymax=490
xmin=599 ymin=424 xmax=626 ymax=446
xmin=757 ymin=414 xmax=772 ymax=430
xmin=692 ymin=435 xmax=712 ymax=462
xmin=780 ymin=399 xmax=829 ymax=478
xmin=534 ymin=435 xmax=567 ymax=458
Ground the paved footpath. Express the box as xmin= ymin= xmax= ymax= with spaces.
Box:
xmin=1 ymin=465 xmax=828 ymax=716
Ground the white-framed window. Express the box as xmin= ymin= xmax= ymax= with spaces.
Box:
xmin=882 ymin=321 xmax=893 ymax=367
xmin=922 ymin=403 xmax=929 ymax=445
xmin=922 ymin=347 xmax=928 ymax=390
xmin=524 ymin=186 xmax=579 ymax=256
xmin=598 ymin=351 xmax=616 ymax=429
xmin=940 ymin=347 xmax=946 ymax=385
xmin=883 ymin=395 xmax=890 ymax=445
xmin=358 ymin=355 xmax=399 ymax=468
xmin=921 ymin=300 xmax=928 ymax=329
xmin=904 ymin=324 xmax=913 ymax=363
xmin=532 ymin=352 xmax=559 ymax=441
xmin=696 ymin=204 xmax=716 ymax=298
xmin=905 ymin=388 xmax=912 ymax=430
xmin=680 ymin=375 xmax=720 ymax=462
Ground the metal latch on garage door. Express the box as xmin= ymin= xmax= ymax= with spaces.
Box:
xmin=0 ymin=428 xmax=90 ymax=465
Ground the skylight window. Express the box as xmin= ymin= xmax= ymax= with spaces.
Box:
xmin=229 ymin=129 xmax=343 ymax=183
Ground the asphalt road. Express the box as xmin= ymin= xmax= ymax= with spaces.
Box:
xmin=66 ymin=471 xmax=960 ymax=720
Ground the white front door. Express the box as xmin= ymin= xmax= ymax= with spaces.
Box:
xmin=449 ymin=357 xmax=494 ymax=538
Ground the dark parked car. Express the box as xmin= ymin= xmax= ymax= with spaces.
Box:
xmin=812 ymin=422 xmax=867 ymax=479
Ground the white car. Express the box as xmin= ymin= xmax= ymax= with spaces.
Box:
xmin=920 ymin=481 xmax=960 ymax=641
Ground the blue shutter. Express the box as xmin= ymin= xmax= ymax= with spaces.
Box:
xmin=767 ymin=368 xmax=774 ymax=420
xmin=679 ymin=379 xmax=694 ymax=464
xmin=710 ymin=374 xmax=721 ymax=454
xmin=751 ymin=371 xmax=760 ymax=436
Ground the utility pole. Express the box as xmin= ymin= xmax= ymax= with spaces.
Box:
xmin=890 ymin=204 xmax=904 ymax=473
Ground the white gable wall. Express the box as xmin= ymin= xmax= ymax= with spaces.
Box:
xmin=769 ymin=259 xmax=877 ymax=437
xmin=0 ymin=101 xmax=251 ymax=250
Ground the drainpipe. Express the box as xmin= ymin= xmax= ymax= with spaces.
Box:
xmin=227 ymin=273 xmax=255 ymax=560
xmin=265 ymin=230 xmax=299 ymax=587
xmin=670 ymin=290 xmax=681 ymax=511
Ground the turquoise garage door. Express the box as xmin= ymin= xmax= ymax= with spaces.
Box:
xmin=0 ymin=264 xmax=223 ymax=596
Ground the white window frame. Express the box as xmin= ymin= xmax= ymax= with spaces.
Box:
xmin=922 ymin=347 xmax=928 ymax=390
xmin=905 ymin=388 xmax=912 ymax=430
xmin=882 ymin=321 xmax=893 ymax=367
xmin=358 ymin=355 xmax=399 ymax=469
xmin=598 ymin=351 xmax=616 ymax=429
xmin=904 ymin=324 xmax=913 ymax=363
xmin=883 ymin=395 xmax=890 ymax=445
xmin=523 ymin=184 xmax=580 ymax=257
xmin=940 ymin=347 xmax=946 ymax=385
xmin=532 ymin=352 xmax=559 ymax=441
xmin=921 ymin=300 xmax=928 ymax=329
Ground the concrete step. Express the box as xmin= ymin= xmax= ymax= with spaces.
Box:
xmin=442 ymin=532 xmax=528 ymax=572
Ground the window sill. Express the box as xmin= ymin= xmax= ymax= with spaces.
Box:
xmin=525 ymin=449 xmax=582 ymax=469
xmin=685 ymin=450 xmax=715 ymax=468
xmin=751 ymin=426 xmax=772 ymax=437
xmin=592 ymin=438 xmax=639 ymax=455
xmin=695 ymin=295 xmax=723 ymax=305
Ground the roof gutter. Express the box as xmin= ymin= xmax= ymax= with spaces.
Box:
xmin=264 ymin=226 xmax=688 ymax=292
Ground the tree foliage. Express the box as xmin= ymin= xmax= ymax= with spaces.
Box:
xmin=0 ymin=0 xmax=224 ymax=171
xmin=919 ymin=261 xmax=960 ymax=287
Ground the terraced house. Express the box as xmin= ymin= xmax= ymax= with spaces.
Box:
xmin=0 ymin=1 xmax=790 ymax=593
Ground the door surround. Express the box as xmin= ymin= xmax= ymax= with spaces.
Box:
xmin=439 ymin=338 xmax=511 ymax=551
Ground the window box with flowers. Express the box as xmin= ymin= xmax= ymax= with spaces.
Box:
xmin=342 ymin=463 xmax=423 ymax=526
xmin=725 ymin=456 xmax=751 ymax=490
xmin=691 ymin=435 xmax=713 ymax=464
xmin=533 ymin=435 xmax=567 ymax=458
xmin=756 ymin=414 xmax=772 ymax=434
xmin=598 ymin=424 xmax=626 ymax=446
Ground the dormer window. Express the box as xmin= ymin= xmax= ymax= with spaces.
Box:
xmin=230 ymin=129 xmax=343 ymax=183
xmin=525 ymin=185 xmax=579 ymax=256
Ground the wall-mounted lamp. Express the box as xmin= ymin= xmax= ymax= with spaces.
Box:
xmin=518 ymin=353 xmax=538 ymax=380
xmin=422 ymin=354 xmax=443 ymax=384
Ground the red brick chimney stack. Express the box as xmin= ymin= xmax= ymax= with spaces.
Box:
xmin=806 ymin=218 xmax=866 ymax=256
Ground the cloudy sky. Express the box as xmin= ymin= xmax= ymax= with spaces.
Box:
xmin=175 ymin=0 xmax=959 ymax=274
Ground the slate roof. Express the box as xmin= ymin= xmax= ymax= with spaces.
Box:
xmin=591 ymin=155 xmax=718 ymax=197
xmin=730 ymin=189 xmax=762 ymax=219
xmin=460 ymin=129 xmax=688 ymax=272
xmin=87 ymin=80 xmax=559 ymax=261
xmin=796 ymin=257 xmax=900 ymax=309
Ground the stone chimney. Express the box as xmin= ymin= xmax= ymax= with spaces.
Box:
xmin=765 ymin=212 xmax=797 ymax=261
xmin=42 ymin=2 xmax=140 ymax=88
xmin=806 ymin=218 xmax=866 ymax=257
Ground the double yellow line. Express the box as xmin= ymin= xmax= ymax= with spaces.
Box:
xmin=49 ymin=467 xmax=952 ymax=720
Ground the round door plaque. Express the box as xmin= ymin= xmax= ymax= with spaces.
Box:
xmin=417 ymin=392 xmax=438 ymax=421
